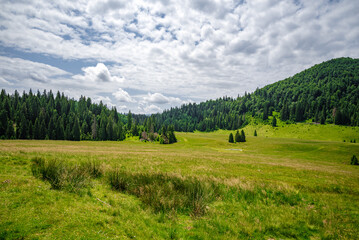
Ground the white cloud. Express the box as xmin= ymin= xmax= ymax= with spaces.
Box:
xmin=113 ymin=88 xmax=136 ymax=103
xmin=81 ymin=63 xmax=124 ymax=83
xmin=143 ymin=92 xmax=184 ymax=105
xmin=144 ymin=104 xmax=162 ymax=114
xmin=0 ymin=56 xmax=69 ymax=87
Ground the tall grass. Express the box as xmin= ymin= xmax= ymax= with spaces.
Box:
xmin=108 ymin=170 xmax=221 ymax=216
xmin=31 ymin=157 xmax=104 ymax=192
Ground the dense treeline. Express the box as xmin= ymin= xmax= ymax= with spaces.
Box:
xmin=0 ymin=89 xmax=128 ymax=141
xmin=152 ymin=57 xmax=359 ymax=131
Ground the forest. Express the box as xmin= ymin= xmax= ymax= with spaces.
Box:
xmin=0 ymin=57 xmax=358 ymax=140
xmin=153 ymin=57 xmax=359 ymax=131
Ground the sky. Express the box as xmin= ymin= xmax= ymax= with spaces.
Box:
xmin=0 ymin=0 xmax=358 ymax=114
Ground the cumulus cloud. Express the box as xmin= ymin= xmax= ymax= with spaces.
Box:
xmin=112 ymin=88 xmax=136 ymax=103
xmin=143 ymin=92 xmax=183 ymax=105
xmin=82 ymin=63 xmax=124 ymax=83
xmin=144 ymin=104 xmax=162 ymax=114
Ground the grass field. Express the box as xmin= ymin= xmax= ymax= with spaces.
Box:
xmin=1 ymin=124 xmax=359 ymax=239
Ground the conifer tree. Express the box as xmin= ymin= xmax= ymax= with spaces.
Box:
xmin=272 ymin=116 xmax=277 ymax=127
xmin=6 ymin=120 xmax=14 ymax=139
xmin=72 ymin=117 xmax=80 ymax=141
xmin=235 ymin=130 xmax=241 ymax=143
xmin=240 ymin=129 xmax=246 ymax=142
xmin=168 ymin=125 xmax=177 ymax=144
xmin=351 ymin=155 xmax=358 ymax=165
xmin=228 ymin=133 xmax=234 ymax=143
xmin=254 ymin=129 xmax=257 ymax=136
xmin=127 ymin=111 xmax=132 ymax=131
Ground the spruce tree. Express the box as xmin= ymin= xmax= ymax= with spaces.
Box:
xmin=351 ymin=155 xmax=358 ymax=165
xmin=6 ymin=120 xmax=14 ymax=139
xmin=228 ymin=133 xmax=234 ymax=143
xmin=240 ymin=130 xmax=246 ymax=142
xmin=72 ymin=117 xmax=80 ymax=141
xmin=254 ymin=130 xmax=257 ymax=136
xmin=235 ymin=130 xmax=241 ymax=143
xmin=272 ymin=116 xmax=277 ymax=127
xmin=127 ymin=111 xmax=132 ymax=131
xmin=167 ymin=125 xmax=177 ymax=144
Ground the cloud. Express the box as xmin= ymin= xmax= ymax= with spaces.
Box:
xmin=144 ymin=104 xmax=162 ymax=114
xmin=0 ymin=56 xmax=69 ymax=86
xmin=113 ymin=88 xmax=136 ymax=103
xmin=143 ymin=92 xmax=182 ymax=104
xmin=82 ymin=63 xmax=124 ymax=83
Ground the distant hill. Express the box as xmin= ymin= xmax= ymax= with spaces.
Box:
xmin=150 ymin=57 xmax=359 ymax=132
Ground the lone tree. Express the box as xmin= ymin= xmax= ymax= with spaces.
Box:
xmin=254 ymin=129 xmax=257 ymax=137
xmin=235 ymin=130 xmax=241 ymax=143
xmin=272 ymin=116 xmax=277 ymax=127
xmin=228 ymin=133 xmax=234 ymax=143
xmin=240 ymin=129 xmax=246 ymax=142
xmin=351 ymin=155 xmax=358 ymax=165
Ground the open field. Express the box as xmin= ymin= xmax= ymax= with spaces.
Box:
xmin=1 ymin=125 xmax=359 ymax=239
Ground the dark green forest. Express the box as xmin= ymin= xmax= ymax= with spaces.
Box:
xmin=0 ymin=90 xmax=129 ymax=141
xmin=0 ymin=57 xmax=358 ymax=140
xmin=152 ymin=57 xmax=359 ymax=131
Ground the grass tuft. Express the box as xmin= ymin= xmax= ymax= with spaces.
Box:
xmin=108 ymin=170 xmax=221 ymax=216
xmin=31 ymin=157 xmax=103 ymax=192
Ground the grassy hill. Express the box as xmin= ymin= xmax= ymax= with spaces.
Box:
xmin=1 ymin=125 xmax=358 ymax=239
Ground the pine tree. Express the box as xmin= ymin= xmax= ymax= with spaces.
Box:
xmin=240 ymin=130 xmax=246 ymax=142
xmin=18 ymin=115 xmax=28 ymax=139
xmin=272 ymin=116 xmax=277 ymax=127
xmin=106 ymin=119 xmax=114 ymax=141
xmin=39 ymin=120 xmax=46 ymax=140
xmin=351 ymin=155 xmax=358 ymax=165
xmin=235 ymin=130 xmax=241 ymax=143
xmin=91 ymin=117 xmax=98 ymax=140
xmin=228 ymin=133 xmax=234 ymax=143
xmin=127 ymin=111 xmax=132 ymax=131
xmin=0 ymin=110 xmax=7 ymax=137
xmin=5 ymin=120 xmax=14 ymax=139
xmin=167 ymin=125 xmax=177 ymax=144
xmin=99 ymin=116 xmax=107 ymax=140
xmin=254 ymin=130 xmax=257 ymax=136
xmin=72 ymin=117 xmax=80 ymax=141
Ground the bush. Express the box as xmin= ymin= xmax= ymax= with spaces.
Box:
xmin=31 ymin=157 xmax=103 ymax=192
xmin=108 ymin=170 xmax=220 ymax=216
xmin=81 ymin=160 xmax=104 ymax=178
xmin=351 ymin=155 xmax=358 ymax=165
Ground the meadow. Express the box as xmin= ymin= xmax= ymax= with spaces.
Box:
xmin=1 ymin=123 xmax=359 ymax=239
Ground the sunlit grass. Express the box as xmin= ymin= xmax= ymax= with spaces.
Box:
xmin=1 ymin=124 xmax=359 ymax=239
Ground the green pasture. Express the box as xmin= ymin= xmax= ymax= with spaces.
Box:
xmin=1 ymin=125 xmax=359 ymax=239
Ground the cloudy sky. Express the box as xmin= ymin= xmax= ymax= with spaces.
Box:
xmin=0 ymin=0 xmax=358 ymax=114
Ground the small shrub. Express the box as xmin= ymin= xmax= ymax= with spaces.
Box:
xmin=108 ymin=170 xmax=220 ymax=216
xmin=81 ymin=160 xmax=104 ymax=178
xmin=351 ymin=155 xmax=358 ymax=165
xmin=31 ymin=157 xmax=97 ymax=192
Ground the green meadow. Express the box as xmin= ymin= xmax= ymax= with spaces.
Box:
xmin=1 ymin=124 xmax=359 ymax=239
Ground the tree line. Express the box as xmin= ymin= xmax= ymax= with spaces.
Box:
xmin=0 ymin=89 xmax=128 ymax=141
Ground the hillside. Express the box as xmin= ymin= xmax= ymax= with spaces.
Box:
xmin=152 ymin=57 xmax=359 ymax=132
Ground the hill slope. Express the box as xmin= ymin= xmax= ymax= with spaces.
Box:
xmin=152 ymin=57 xmax=359 ymax=131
